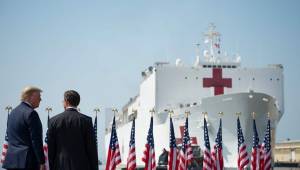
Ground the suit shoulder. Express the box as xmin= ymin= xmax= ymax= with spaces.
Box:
xmin=78 ymin=113 xmax=92 ymax=121
xmin=49 ymin=112 xmax=65 ymax=123
xmin=15 ymin=102 xmax=34 ymax=113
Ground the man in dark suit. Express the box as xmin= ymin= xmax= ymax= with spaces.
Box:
xmin=2 ymin=86 xmax=45 ymax=170
xmin=47 ymin=90 xmax=98 ymax=170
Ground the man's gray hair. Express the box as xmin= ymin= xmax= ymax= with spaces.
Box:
xmin=21 ymin=86 xmax=42 ymax=101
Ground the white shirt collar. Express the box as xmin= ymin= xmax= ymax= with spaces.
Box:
xmin=66 ymin=106 xmax=77 ymax=110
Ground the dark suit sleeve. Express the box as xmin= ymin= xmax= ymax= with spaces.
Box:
xmin=27 ymin=110 xmax=45 ymax=164
xmin=47 ymin=119 xmax=56 ymax=169
xmin=85 ymin=117 xmax=99 ymax=170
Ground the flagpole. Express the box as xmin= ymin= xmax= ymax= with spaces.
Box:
xmin=5 ymin=106 xmax=12 ymax=115
xmin=112 ymin=108 xmax=118 ymax=117
xmin=185 ymin=111 xmax=190 ymax=118
xmin=169 ymin=110 xmax=174 ymax=118
xmin=150 ymin=108 xmax=155 ymax=117
xmin=132 ymin=109 xmax=137 ymax=119
xmin=45 ymin=107 xmax=52 ymax=115
xmin=94 ymin=108 xmax=100 ymax=116
xmin=45 ymin=107 xmax=52 ymax=127
xmin=202 ymin=112 xmax=208 ymax=119
xmin=218 ymin=112 xmax=223 ymax=117
xmin=252 ymin=112 xmax=256 ymax=119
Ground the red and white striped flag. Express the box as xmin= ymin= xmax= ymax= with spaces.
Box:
xmin=43 ymin=143 xmax=49 ymax=170
xmin=105 ymin=116 xmax=121 ymax=170
xmin=203 ymin=117 xmax=212 ymax=170
xmin=142 ymin=116 xmax=156 ymax=170
xmin=251 ymin=119 xmax=261 ymax=170
xmin=237 ymin=117 xmax=249 ymax=170
xmin=1 ymin=113 xmax=9 ymax=164
xmin=178 ymin=117 xmax=193 ymax=170
xmin=127 ymin=118 xmax=136 ymax=170
xmin=168 ymin=117 xmax=178 ymax=170
xmin=0 ymin=133 xmax=8 ymax=164
xmin=261 ymin=118 xmax=271 ymax=170
xmin=211 ymin=118 xmax=223 ymax=170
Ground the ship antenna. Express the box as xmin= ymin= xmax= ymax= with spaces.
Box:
xmin=204 ymin=23 xmax=221 ymax=60
xmin=194 ymin=43 xmax=201 ymax=57
xmin=150 ymin=108 xmax=155 ymax=117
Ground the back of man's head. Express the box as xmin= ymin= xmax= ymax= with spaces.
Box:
xmin=64 ymin=90 xmax=80 ymax=107
xmin=21 ymin=86 xmax=42 ymax=101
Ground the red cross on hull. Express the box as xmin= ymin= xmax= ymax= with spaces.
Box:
xmin=203 ymin=68 xmax=232 ymax=95
xmin=175 ymin=126 xmax=198 ymax=145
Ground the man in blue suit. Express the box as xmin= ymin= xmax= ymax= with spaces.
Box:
xmin=2 ymin=86 xmax=45 ymax=170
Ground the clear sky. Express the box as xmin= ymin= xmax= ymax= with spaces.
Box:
xmin=0 ymin=0 xmax=300 ymax=158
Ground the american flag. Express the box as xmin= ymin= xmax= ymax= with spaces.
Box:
xmin=211 ymin=118 xmax=223 ymax=170
xmin=127 ymin=118 xmax=136 ymax=170
xmin=178 ymin=117 xmax=193 ymax=170
xmin=0 ymin=113 xmax=8 ymax=164
xmin=251 ymin=119 xmax=261 ymax=170
xmin=237 ymin=117 xmax=249 ymax=170
xmin=203 ymin=117 xmax=212 ymax=170
xmin=261 ymin=119 xmax=271 ymax=170
xmin=168 ymin=117 xmax=178 ymax=170
xmin=142 ymin=116 xmax=156 ymax=170
xmin=105 ymin=116 xmax=121 ymax=170
xmin=43 ymin=113 xmax=50 ymax=170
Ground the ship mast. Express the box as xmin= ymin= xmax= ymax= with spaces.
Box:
xmin=204 ymin=23 xmax=221 ymax=62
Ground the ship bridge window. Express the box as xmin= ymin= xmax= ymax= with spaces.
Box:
xmin=218 ymin=65 xmax=222 ymax=68
xmin=213 ymin=65 xmax=217 ymax=68
xmin=238 ymin=78 xmax=241 ymax=80
xmin=185 ymin=76 xmax=188 ymax=79
xmin=277 ymin=78 xmax=280 ymax=81
xmin=270 ymin=78 xmax=273 ymax=81
xmin=227 ymin=66 xmax=232 ymax=68
xmin=232 ymin=65 xmax=237 ymax=68
xmin=208 ymin=65 xmax=212 ymax=68
xmin=196 ymin=77 xmax=199 ymax=80
xmin=252 ymin=78 xmax=255 ymax=80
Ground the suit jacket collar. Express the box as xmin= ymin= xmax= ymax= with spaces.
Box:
xmin=22 ymin=101 xmax=33 ymax=109
xmin=65 ymin=107 xmax=78 ymax=112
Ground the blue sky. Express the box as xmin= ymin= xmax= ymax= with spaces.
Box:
xmin=0 ymin=0 xmax=299 ymax=148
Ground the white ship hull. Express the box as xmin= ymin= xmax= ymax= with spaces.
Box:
xmin=104 ymin=25 xmax=284 ymax=169
xmin=105 ymin=91 xmax=281 ymax=168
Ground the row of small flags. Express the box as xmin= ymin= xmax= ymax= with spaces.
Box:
xmin=105 ymin=114 xmax=272 ymax=170
xmin=1 ymin=112 xmax=271 ymax=170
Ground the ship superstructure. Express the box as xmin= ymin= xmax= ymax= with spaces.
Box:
xmin=104 ymin=24 xmax=284 ymax=168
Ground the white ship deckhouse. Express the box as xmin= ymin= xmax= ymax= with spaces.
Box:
xmin=105 ymin=24 xmax=284 ymax=169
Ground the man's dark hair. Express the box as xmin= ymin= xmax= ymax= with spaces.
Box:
xmin=64 ymin=90 xmax=80 ymax=107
